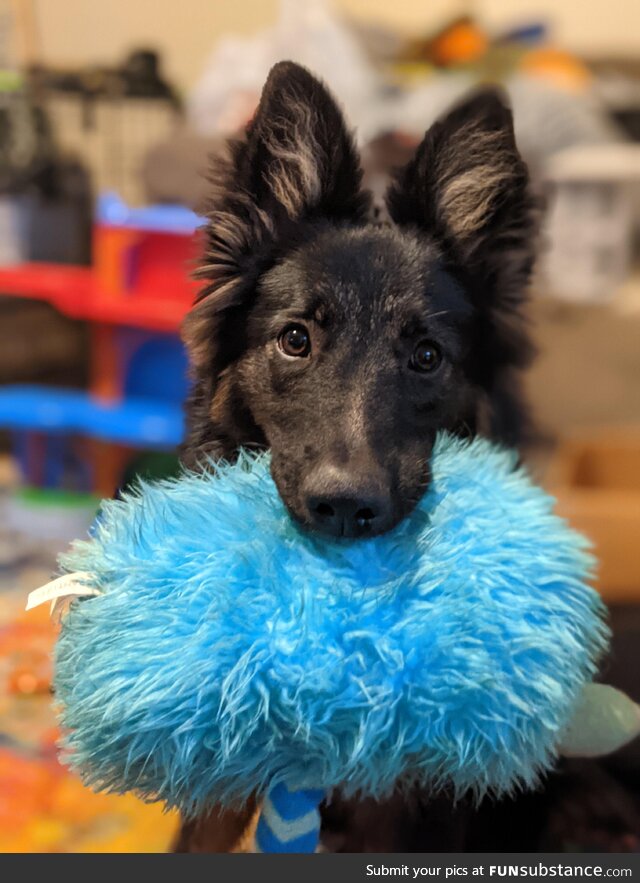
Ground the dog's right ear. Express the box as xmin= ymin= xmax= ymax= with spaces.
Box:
xmin=184 ymin=61 xmax=368 ymax=369
xmin=386 ymin=89 xmax=537 ymax=311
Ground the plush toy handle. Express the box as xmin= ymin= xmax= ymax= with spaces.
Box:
xmin=254 ymin=783 xmax=325 ymax=853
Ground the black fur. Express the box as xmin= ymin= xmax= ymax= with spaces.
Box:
xmin=178 ymin=62 xmax=635 ymax=851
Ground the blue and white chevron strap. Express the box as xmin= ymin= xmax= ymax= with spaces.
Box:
xmin=254 ymin=783 xmax=326 ymax=853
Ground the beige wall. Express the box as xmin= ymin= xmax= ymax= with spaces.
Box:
xmin=24 ymin=0 xmax=640 ymax=95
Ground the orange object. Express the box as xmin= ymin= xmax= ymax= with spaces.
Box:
xmin=520 ymin=47 xmax=592 ymax=91
xmin=93 ymin=227 xmax=140 ymax=296
xmin=91 ymin=324 xmax=122 ymax=402
xmin=432 ymin=21 xmax=489 ymax=66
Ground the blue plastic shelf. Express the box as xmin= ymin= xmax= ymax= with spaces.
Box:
xmin=0 ymin=386 xmax=184 ymax=448
xmin=96 ymin=192 xmax=205 ymax=234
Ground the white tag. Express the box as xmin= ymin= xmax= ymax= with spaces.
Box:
xmin=26 ymin=571 xmax=100 ymax=612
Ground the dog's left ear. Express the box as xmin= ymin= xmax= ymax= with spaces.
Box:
xmin=386 ymin=89 xmax=538 ymax=309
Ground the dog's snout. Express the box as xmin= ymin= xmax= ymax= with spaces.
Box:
xmin=303 ymin=465 xmax=392 ymax=538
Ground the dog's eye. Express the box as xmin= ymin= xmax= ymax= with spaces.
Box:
xmin=278 ymin=324 xmax=311 ymax=358
xmin=411 ymin=340 xmax=442 ymax=373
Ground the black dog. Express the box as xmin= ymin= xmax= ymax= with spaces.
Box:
xmin=182 ymin=60 xmax=535 ymax=508
xmin=177 ymin=62 xmax=637 ymax=852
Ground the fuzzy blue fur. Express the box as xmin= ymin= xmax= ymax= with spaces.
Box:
xmin=54 ymin=434 xmax=608 ymax=817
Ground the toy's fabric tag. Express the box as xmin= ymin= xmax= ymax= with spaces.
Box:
xmin=26 ymin=572 xmax=100 ymax=619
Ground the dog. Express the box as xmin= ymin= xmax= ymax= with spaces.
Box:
xmin=182 ymin=61 xmax=535 ymax=513
xmin=177 ymin=61 xmax=638 ymax=852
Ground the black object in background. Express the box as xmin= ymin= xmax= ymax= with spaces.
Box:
xmin=16 ymin=158 xmax=92 ymax=264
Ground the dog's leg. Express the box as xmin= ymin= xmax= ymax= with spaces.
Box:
xmin=172 ymin=798 xmax=258 ymax=853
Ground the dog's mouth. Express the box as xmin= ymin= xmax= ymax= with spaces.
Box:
xmin=302 ymin=509 xmax=399 ymax=540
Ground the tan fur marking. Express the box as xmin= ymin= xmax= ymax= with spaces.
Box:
xmin=181 ymin=279 xmax=243 ymax=369
xmin=208 ymin=372 xmax=233 ymax=426
xmin=442 ymin=164 xmax=511 ymax=237
xmin=263 ymin=103 xmax=322 ymax=218
xmin=439 ymin=125 xmax=515 ymax=242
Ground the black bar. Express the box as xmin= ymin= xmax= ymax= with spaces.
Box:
xmin=1 ymin=853 xmax=639 ymax=883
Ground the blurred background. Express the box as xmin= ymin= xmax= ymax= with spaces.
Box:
xmin=0 ymin=0 xmax=639 ymax=854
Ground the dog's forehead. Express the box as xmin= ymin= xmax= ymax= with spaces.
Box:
xmin=269 ymin=224 xmax=458 ymax=323
xmin=304 ymin=225 xmax=431 ymax=296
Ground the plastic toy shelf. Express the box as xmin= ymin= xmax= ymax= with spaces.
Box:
xmin=0 ymin=386 xmax=184 ymax=449
xmin=0 ymin=264 xmax=195 ymax=333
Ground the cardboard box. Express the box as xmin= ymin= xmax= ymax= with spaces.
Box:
xmin=547 ymin=429 xmax=640 ymax=601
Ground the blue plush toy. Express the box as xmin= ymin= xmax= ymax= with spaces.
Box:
xmin=50 ymin=434 xmax=638 ymax=853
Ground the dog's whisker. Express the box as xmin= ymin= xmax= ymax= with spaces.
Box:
xmin=422 ymin=309 xmax=452 ymax=321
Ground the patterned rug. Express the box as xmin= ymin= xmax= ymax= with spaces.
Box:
xmin=0 ymin=470 xmax=178 ymax=853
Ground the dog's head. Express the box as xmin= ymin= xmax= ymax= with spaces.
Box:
xmin=184 ymin=61 xmax=537 ymax=538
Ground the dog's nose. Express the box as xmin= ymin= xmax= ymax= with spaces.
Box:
xmin=303 ymin=467 xmax=391 ymax=538
xmin=307 ymin=493 xmax=387 ymax=537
